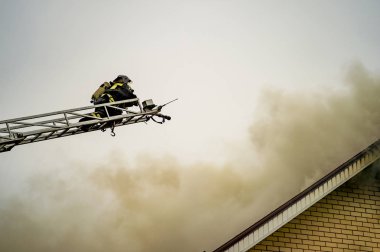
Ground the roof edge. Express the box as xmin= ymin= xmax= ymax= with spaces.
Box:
xmin=213 ymin=139 xmax=380 ymax=252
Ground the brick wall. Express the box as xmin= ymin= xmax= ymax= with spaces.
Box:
xmin=249 ymin=165 xmax=380 ymax=252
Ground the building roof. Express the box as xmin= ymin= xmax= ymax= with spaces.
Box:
xmin=213 ymin=139 xmax=380 ymax=252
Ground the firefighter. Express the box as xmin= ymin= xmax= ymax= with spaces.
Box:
xmin=79 ymin=75 xmax=138 ymax=131
xmin=92 ymin=75 xmax=138 ymax=117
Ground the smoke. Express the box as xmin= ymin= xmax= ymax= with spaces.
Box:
xmin=249 ymin=63 xmax=380 ymax=202
xmin=1 ymin=64 xmax=380 ymax=252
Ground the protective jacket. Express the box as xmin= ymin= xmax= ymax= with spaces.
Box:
xmin=92 ymin=82 xmax=136 ymax=102
xmin=92 ymin=82 xmax=137 ymax=106
xmin=105 ymin=81 xmax=137 ymax=102
xmin=79 ymin=77 xmax=138 ymax=131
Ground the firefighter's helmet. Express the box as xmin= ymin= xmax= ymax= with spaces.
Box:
xmin=114 ymin=75 xmax=131 ymax=83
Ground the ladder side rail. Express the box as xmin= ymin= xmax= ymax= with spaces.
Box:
xmin=10 ymin=121 xmax=65 ymax=129
xmin=15 ymin=109 xmax=158 ymax=139
xmin=0 ymin=99 xmax=141 ymax=133
xmin=68 ymin=109 xmax=159 ymax=129
xmin=43 ymin=130 xmax=57 ymax=140
xmin=0 ymin=98 xmax=140 ymax=124
xmin=0 ymin=106 xmax=144 ymax=137
xmin=107 ymin=105 xmax=129 ymax=112
xmin=0 ymin=114 xmax=83 ymax=133
xmin=0 ymin=103 xmax=164 ymax=152
xmin=14 ymin=113 xmax=153 ymax=146
xmin=17 ymin=118 xmax=150 ymax=145
xmin=102 ymin=103 xmax=138 ymax=119
xmin=122 ymin=115 xmax=151 ymax=125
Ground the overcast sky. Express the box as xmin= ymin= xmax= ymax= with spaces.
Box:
xmin=1 ymin=0 xmax=380 ymax=163
xmin=1 ymin=1 xmax=380 ymax=252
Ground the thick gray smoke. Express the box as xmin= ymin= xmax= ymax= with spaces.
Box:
xmin=249 ymin=63 xmax=380 ymax=203
xmin=1 ymin=64 xmax=380 ymax=252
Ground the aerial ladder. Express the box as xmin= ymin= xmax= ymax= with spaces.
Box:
xmin=0 ymin=98 xmax=176 ymax=153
